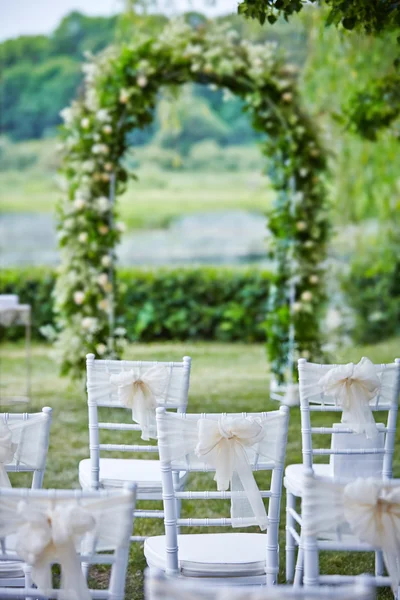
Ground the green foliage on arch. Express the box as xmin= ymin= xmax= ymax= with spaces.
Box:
xmin=57 ymin=19 xmax=329 ymax=380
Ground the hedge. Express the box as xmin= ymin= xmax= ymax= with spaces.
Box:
xmin=341 ymin=244 xmax=400 ymax=344
xmin=0 ymin=267 xmax=272 ymax=343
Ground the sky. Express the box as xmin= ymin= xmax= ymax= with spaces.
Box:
xmin=0 ymin=0 xmax=235 ymax=41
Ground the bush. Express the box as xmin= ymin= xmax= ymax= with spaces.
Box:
xmin=0 ymin=267 xmax=272 ymax=343
xmin=341 ymin=244 xmax=400 ymax=344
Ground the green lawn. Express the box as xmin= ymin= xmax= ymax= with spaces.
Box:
xmin=1 ymin=338 xmax=399 ymax=598
xmin=0 ymin=141 xmax=274 ymax=230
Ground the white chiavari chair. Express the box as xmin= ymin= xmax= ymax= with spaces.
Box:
xmin=0 ymin=407 xmax=52 ymax=586
xmin=0 ymin=484 xmax=136 ymax=600
xmin=144 ymin=406 xmax=290 ymax=586
xmin=285 ymin=358 xmax=400 ymax=584
xmin=79 ymin=353 xmax=191 ymax=542
xmin=146 ymin=569 xmax=376 ymax=599
xmin=302 ymin=471 xmax=400 ymax=594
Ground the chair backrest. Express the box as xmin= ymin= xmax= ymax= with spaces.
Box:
xmin=302 ymin=471 xmax=400 ymax=590
xmin=145 ymin=569 xmax=376 ymax=599
xmin=86 ymin=353 xmax=191 ymax=488
xmin=156 ymin=406 xmax=290 ymax=576
xmin=0 ymin=407 xmax=52 ymax=488
xmin=298 ymin=358 xmax=400 ymax=479
xmin=0 ymin=484 xmax=136 ymax=600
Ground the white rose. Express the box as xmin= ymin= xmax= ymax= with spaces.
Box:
xmin=301 ymin=291 xmax=313 ymax=302
xmin=292 ymin=302 xmax=302 ymax=313
xmin=73 ymin=291 xmax=85 ymax=305
xmin=309 ymin=275 xmax=319 ymax=284
xmin=98 ymin=299 xmax=109 ymax=311
xmin=98 ymin=225 xmax=109 ymax=235
xmin=96 ymin=196 xmax=110 ymax=212
xmin=74 ymin=198 xmax=86 ymax=210
xmin=98 ymin=273 xmax=109 ymax=287
xmin=78 ymin=232 xmax=88 ymax=243
xmin=119 ymin=88 xmax=129 ymax=104
xmin=296 ymin=221 xmax=307 ymax=232
xmin=115 ymin=221 xmax=126 ymax=233
xmin=299 ymin=168 xmax=308 ymax=178
xmin=92 ymin=143 xmax=109 ymax=155
xmin=96 ymin=109 xmax=110 ymax=122
xmin=282 ymin=92 xmax=293 ymax=103
xmin=96 ymin=343 xmax=106 ymax=355
xmin=102 ymin=125 xmax=112 ymax=135
xmin=104 ymin=162 xmax=113 ymax=171
xmin=101 ymin=255 xmax=112 ymax=267
xmin=114 ymin=327 xmax=126 ymax=337
xmin=82 ymin=160 xmax=95 ymax=172
xmin=60 ymin=107 xmax=73 ymax=124
xmin=82 ymin=317 xmax=96 ymax=331
xmin=137 ymin=75 xmax=148 ymax=88
xmin=81 ymin=117 xmax=90 ymax=129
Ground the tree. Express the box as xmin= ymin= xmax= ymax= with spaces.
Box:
xmin=238 ymin=1 xmax=400 ymax=139
xmin=238 ymin=0 xmax=400 ymax=33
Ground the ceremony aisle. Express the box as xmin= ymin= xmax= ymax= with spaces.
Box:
xmin=2 ymin=338 xmax=399 ymax=599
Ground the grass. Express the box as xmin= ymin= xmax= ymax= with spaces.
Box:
xmin=0 ymin=139 xmax=274 ymax=230
xmin=1 ymin=337 xmax=399 ymax=598
xmin=0 ymin=167 xmax=273 ymax=230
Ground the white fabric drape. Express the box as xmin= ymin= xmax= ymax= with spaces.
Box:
xmin=299 ymin=358 xmax=397 ymax=410
xmin=0 ymin=422 xmax=18 ymax=487
xmin=0 ymin=492 xmax=133 ymax=600
xmin=87 ymin=362 xmax=189 ymax=440
xmin=158 ymin=411 xmax=287 ymax=530
xmin=303 ymin=476 xmax=400 ymax=592
xmin=0 ymin=415 xmax=48 ymax=483
xmin=109 ymin=366 xmax=169 ymax=440
xmin=317 ymin=358 xmax=381 ymax=437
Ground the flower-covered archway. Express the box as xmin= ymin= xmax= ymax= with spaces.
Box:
xmin=57 ymin=19 xmax=329 ymax=382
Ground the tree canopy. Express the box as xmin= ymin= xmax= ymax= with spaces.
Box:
xmin=239 ymin=0 xmax=400 ymax=33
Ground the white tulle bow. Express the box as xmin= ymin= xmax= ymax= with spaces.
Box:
xmin=318 ymin=357 xmax=380 ymax=437
xmin=15 ymin=501 xmax=95 ymax=600
xmin=0 ymin=422 xmax=18 ymax=488
xmin=110 ymin=366 xmax=169 ymax=440
xmin=195 ymin=416 xmax=269 ymax=530
xmin=343 ymin=478 xmax=400 ymax=591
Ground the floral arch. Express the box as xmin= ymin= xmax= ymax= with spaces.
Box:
xmin=57 ymin=19 xmax=329 ymax=383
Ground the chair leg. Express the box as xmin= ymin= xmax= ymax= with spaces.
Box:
xmin=375 ymin=550 xmax=384 ymax=576
xmin=293 ymin=545 xmax=303 ymax=587
xmin=285 ymin=491 xmax=296 ymax=582
xmin=303 ymin=531 xmax=319 ymax=588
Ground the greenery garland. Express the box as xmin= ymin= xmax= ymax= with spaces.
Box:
xmin=57 ymin=18 xmax=329 ymax=380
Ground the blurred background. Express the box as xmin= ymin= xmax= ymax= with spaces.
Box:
xmin=1 ymin=0 xmax=399 ymax=348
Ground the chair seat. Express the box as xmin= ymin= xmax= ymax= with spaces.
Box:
xmin=0 ymin=536 xmax=24 ymax=580
xmin=144 ymin=533 xmax=267 ymax=577
xmin=284 ymin=463 xmax=331 ymax=497
xmin=79 ymin=458 xmax=186 ymax=496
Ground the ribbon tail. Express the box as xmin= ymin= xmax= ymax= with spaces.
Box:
xmin=0 ymin=465 xmax=12 ymax=488
xmin=59 ymin=542 xmax=92 ymax=600
xmin=132 ymin=387 xmax=152 ymax=441
xmin=383 ymin=549 xmax=400 ymax=593
xmin=231 ymin=445 xmax=268 ymax=531
xmin=341 ymin=388 xmax=378 ymax=439
xmin=214 ymin=441 xmax=233 ymax=492
xmin=31 ymin=555 xmax=53 ymax=595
